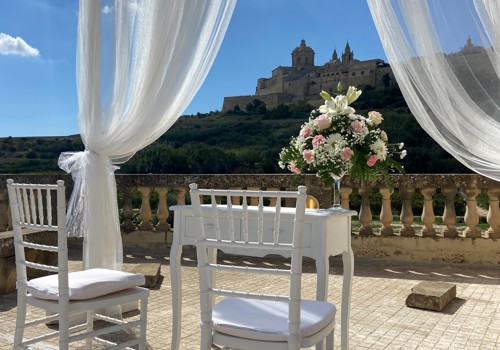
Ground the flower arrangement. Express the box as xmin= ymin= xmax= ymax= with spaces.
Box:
xmin=278 ymin=84 xmax=406 ymax=187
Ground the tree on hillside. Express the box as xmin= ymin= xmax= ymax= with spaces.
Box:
xmin=245 ymin=99 xmax=267 ymax=115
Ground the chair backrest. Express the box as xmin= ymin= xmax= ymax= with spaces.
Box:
xmin=189 ymin=183 xmax=308 ymax=341
xmin=6 ymin=179 xmax=69 ymax=297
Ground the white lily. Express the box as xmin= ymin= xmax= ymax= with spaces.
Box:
xmin=319 ymin=95 xmax=355 ymax=116
xmin=346 ymin=86 xmax=362 ymax=104
xmin=334 ymin=95 xmax=355 ymax=115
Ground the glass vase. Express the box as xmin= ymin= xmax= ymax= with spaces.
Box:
xmin=331 ymin=178 xmax=342 ymax=210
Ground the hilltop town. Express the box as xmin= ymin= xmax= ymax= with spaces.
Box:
xmin=222 ymin=40 xmax=395 ymax=111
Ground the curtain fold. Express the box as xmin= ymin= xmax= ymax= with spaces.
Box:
xmin=59 ymin=0 xmax=236 ymax=269
xmin=367 ymin=0 xmax=500 ymax=181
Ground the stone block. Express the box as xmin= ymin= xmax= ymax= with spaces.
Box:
xmin=124 ymin=263 xmax=162 ymax=288
xmin=406 ymin=281 xmax=456 ymax=311
xmin=122 ymin=230 xmax=167 ymax=249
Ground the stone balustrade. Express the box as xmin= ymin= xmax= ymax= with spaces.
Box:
xmin=1 ymin=173 xmax=500 ymax=264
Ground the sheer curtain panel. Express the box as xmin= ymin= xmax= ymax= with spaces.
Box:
xmin=59 ymin=0 xmax=236 ymax=269
xmin=367 ymin=0 xmax=500 ymax=181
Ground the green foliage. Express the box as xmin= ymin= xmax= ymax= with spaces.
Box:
xmin=0 ymin=86 xmax=472 ymax=176
xmin=0 ymin=136 xmax=84 ymax=173
xmin=245 ymin=99 xmax=268 ymax=115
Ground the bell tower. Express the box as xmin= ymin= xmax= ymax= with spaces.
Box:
xmin=332 ymin=49 xmax=338 ymax=61
xmin=342 ymin=42 xmax=354 ymax=63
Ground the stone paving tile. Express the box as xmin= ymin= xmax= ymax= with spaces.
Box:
xmin=0 ymin=248 xmax=500 ymax=349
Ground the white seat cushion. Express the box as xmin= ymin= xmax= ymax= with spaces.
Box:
xmin=212 ymin=298 xmax=336 ymax=342
xmin=27 ymin=268 xmax=145 ymax=301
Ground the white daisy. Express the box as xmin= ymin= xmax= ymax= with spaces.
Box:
xmin=325 ymin=133 xmax=344 ymax=150
xmin=370 ymin=138 xmax=388 ymax=161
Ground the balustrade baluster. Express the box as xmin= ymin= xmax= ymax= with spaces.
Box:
xmin=121 ymin=186 xmax=136 ymax=232
xmin=339 ymin=186 xmax=352 ymax=210
xmin=358 ymin=185 xmax=373 ymax=235
xmin=399 ymin=187 xmax=415 ymax=236
xmin=155 ymin=187 xmax=170 ymax=232
xmin=486 ymin=189 xmax=500 ymax=238
xmin=420 ymin=188 xmax=436 ymax=237
xmin=267 ymin=187 xmax=279 ymax=207
xmin=379 ymin=188 xmax=393 ymax=236
xmin=442 ymin=188 xmax=458 ymax=237
xmin=138 ymin=186 xmax=154 ymax=231
xmin=229 ymin=187 xmax=241 ymax=205
xmin=463 ymin=188 xmax=481 ymax=238
xmin=175 ymin=187 xmax=187 ymax=205
xmin=247 ymin=187 xmax=260 ymax=206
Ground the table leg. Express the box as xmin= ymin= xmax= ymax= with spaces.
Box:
xmin=315 ymin=256 xmax=329 ymax=350
xmin=341 ymin=249 xmax=354 ymax=350
xmin=170 ymin=242 xmax=183 ymax=350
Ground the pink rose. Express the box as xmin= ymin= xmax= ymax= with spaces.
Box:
xmin=367 ymin=154 xmax=378 ymax=167
xmin=312 ymin=135 xmax=326 ymax=147
xmin=289 ymin=164 xmax=302 ymax=174
xmin=301 ymin=126 xmax=311 ymax=138
xmin=303 ymin=150 xmax=315 ymax=164
xmin=314 ymin=114 xmax=331 ymax=130
xmin=351 ymin=120 xmax=364 ymax=133
xmin=340 ymin=147 xmax=353 ymax=161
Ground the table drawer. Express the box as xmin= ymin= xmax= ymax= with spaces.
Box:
xmin=184 ymin=216 xmax=242 ymax=241
xmin=183 ymin=215 xmax=311 ymax=248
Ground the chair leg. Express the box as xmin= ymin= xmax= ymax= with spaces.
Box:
xmin=85 ymin=310 xmax=94 ymax=350
xmin=13 ymin=290 xmax=27 ymax=349
xmin=200 ymin=322 xmax=213 ymax=350
xmin=139 ymin=296 xmax=148 ymax=350
xmin=326 ymin=330 xmax=334 ymax=350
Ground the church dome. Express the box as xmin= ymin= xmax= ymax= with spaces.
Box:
xmin=292 ymin=39 xmax=315 ymax=67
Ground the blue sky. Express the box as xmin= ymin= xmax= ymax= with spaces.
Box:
xmin=0 ymin=0 xmax=388 ymax=137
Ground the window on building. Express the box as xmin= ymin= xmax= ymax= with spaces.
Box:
xmin=352 ymin=72 xmax=355 ymax=76
xmin=361 ymin=71 xmax=365 ymax=75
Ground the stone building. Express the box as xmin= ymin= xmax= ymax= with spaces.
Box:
xmin=222 ymin=39 xmax=395 ymax=112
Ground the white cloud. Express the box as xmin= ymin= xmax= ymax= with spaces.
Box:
xmin=0 ymin=33 xmax=40 ymax=57
xmin=102 ymin=5 xmax=113 ymax=14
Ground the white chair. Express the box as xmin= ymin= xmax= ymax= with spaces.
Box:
xmin=6 ymin=179 xmax=149 ymax=350
xmin=189 ymin=183 xmax=337 ymax=350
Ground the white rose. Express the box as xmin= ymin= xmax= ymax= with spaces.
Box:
xmin=368 ymin=111 xmax=383 ymax=125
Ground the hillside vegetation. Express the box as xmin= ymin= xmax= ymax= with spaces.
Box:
xmin=0 ymin=86 xmax=471 ymax=175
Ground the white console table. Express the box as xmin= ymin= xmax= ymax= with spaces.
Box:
xmin=169 ymin=205 xmax=356 ymax=350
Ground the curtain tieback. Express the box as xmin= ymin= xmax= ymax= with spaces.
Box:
xmin=58 ymin=150 xmax=116 ymax=237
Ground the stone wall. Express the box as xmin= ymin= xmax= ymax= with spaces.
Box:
xmin=222 ymin=93 xmax=294 ymax=112
xmin=3 ymin=173 xmax=500 ymax=295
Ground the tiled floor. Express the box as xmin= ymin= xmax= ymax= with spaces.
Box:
xmin=1 ymin=247 xmax=500 ymax=349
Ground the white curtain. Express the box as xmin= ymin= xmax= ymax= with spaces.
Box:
xmin=367 ymin=0 xmax=500 ymax=181
xmin=59 ymin=0 xmax=236 ymax=269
